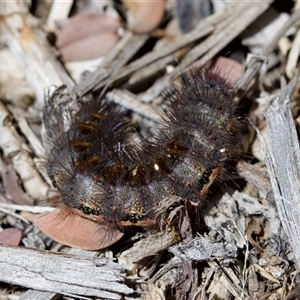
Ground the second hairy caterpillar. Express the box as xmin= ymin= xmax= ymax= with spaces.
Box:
xmin=45 ymin=64 xmax=242 ymax=249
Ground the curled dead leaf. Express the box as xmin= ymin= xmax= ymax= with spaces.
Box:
xmin=124 ymin=0 xmax=165 ymax=34
xmin=21 ymin=210 xmax=124 ymax=250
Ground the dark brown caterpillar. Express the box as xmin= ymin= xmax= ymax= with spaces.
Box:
xmin=45 ymin=66 xmax=242 ymax=246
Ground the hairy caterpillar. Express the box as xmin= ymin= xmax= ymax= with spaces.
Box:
xmin=44 ymin=63 xmax=242 ymax=249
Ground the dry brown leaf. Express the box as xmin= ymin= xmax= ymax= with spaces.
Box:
xmin=55 ymin=13 xmax=121 ymax=62
xmin=124 ymin=0 xmax=165 ymax=34
xmin=59 ymin=33 xmax=119 ymax=62
xmin=204 ymin=56 xmax=244 ymax=84
xmin=56 ymin=13 xmax=121 ymax=48
xmin=21 ymin=210 xmax=124 ymax=250
xmin=0 ymin=228 xmax=23 ymax=246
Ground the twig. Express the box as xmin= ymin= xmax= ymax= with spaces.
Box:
xmin=264 ymin=72 xmax=300 ymax=267
xmin=0 ymin=0 xmax=74 ymax=107
xmin=0 ymin=245 xmax=134 ymax=299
